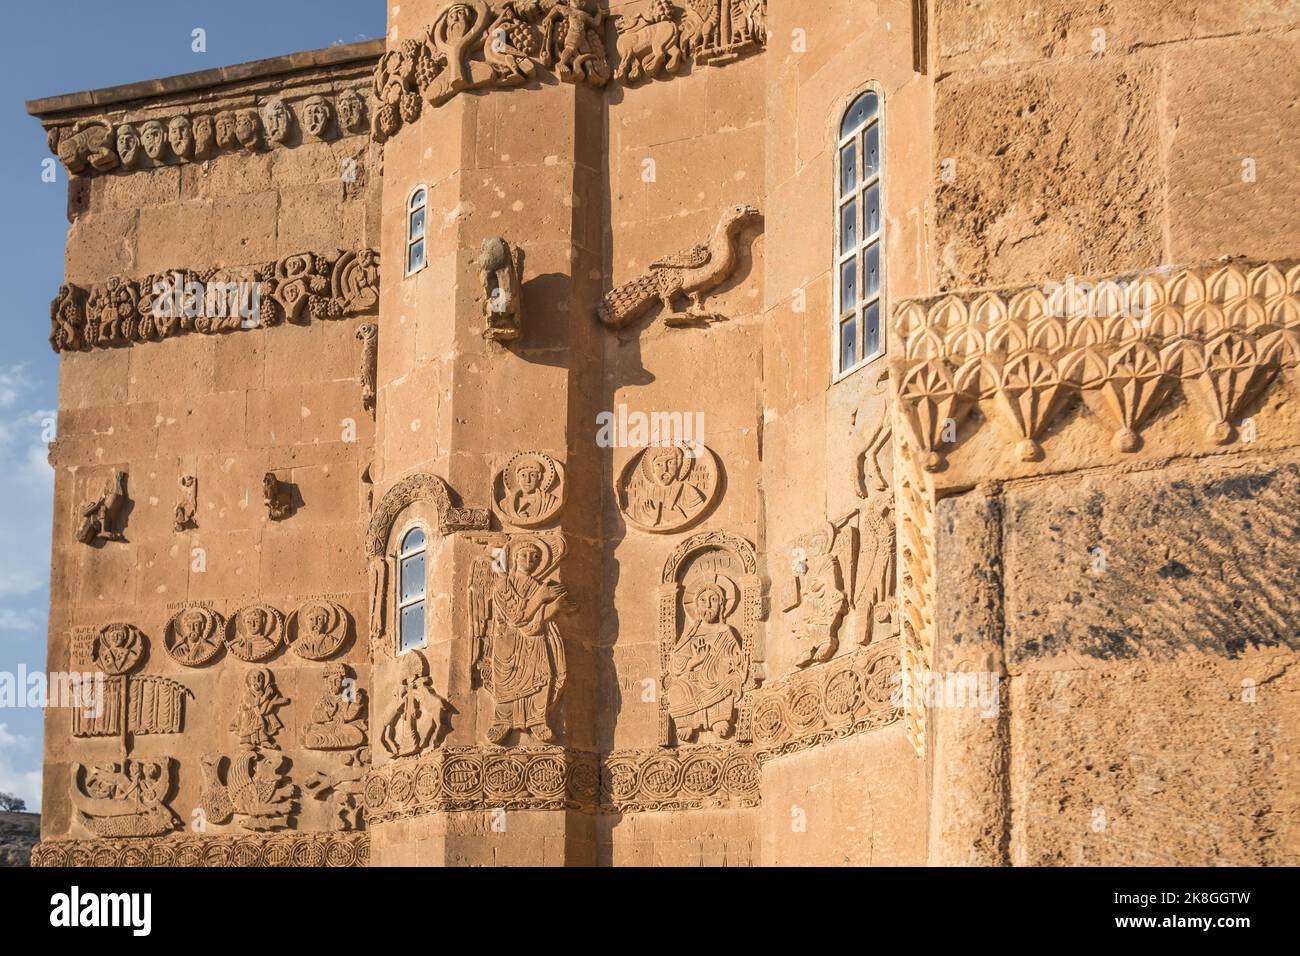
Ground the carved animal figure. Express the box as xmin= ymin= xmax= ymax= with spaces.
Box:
xmin=596 ymin=203 xmax=760 ymax=329
xmin=199 ymin=751 xmax=297 ymax=831
xmin=76 ymin=470 xmax=128 ymax=545
xmin=614 ymin=1 xmax=684 ymax=83
xmin=479 ymin=237 xmax=526 ymax=343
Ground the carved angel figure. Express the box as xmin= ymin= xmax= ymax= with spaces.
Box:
xmin=230 ymin=667 xmax=288 ymax=750
xmin=470 ymin=534 xmax=570 ymax=744
xmin=596 ymin=202 xmax=760 ymax=328
xmin=666 ymin=579 xmax=746 ymax=741
xmin=479 ymin=237 xmax=526 ymax=342
xmin=75 ymin=470 xmax=128 ymax=545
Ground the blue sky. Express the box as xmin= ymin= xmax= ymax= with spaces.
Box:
xmin=0 ymin=1 xmax=386 ymax=810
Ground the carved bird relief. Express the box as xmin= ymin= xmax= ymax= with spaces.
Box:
xmin=597 ymin=202 xmax=761 ymax=329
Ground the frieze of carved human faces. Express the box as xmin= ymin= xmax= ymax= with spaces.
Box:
xmin=301 ymin=95 xmax=332 ymax=138
xmin=139 ymin=120 xmax=166 ymax=160
xmin=213 ymin=110 xmax=237 ymax=149
xmin=337 ymin=88 xmax=367 ymax=133
xmin=166 ymin=116 xmax=193 ymax=160
xmin=226 ymin=604 xmax=285 ymax=662
xmin=290 ymin=600 xmax=351 ymax=661
xmin=261 ymin=97 xmax=294 ymax=145
xmin=115 ymin=124 xmax=140 ymax=167
xmin=164 ymin=605 xmax=225 ymax=666
xmin=235 ymin=109 xmax=263 ymax=149
xmin=494 ymin=452 xmax=564 ymax=528
xmin=618 ymin=444 xmax=721 ymax=533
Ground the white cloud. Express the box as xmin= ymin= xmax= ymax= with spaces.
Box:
xmin=0 ymin=608 xmax=43 ymax=632
xmin=0 ymin=723 xmax=40 ymax=810
xmin=0 ymin=400 xmax=54 ymax=599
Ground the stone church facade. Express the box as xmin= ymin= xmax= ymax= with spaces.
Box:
xmin=24 ymin=1 xmax=1300 ymax=866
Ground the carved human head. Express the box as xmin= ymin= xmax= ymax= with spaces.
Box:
xmin=139 ymin=120 xmax=166 ymax=160
xmin=306 ymin=605 xmax=329 ymax=634
xmin=515 ymin=458 xmax=544 ymax=493
xmin=694 ymin=584 xmax=726 ymax=624
xmin=649 ymin=446 xmax=685 ymax=486
xmin=445 ymin=4 xmax=475 ymax=37
xmin=301 ymin=95 xmax=332 ymax=138
xmin=214 ymin=110 xmax=237 ymax=149
xmin=235 ymin=109 xmax=263 ymax=149
xmin=261 ymin=97 xmax=293 ymax=144
xmin=323 ymin=662 xmax=351 ymax=694
xmin=512 ymin=542 xmax=542 ymax=575
xmin=115 ymin=124 xmax=140 ymax=166
xmin=180 ymin=609 xmax=205 ymax=640
xmin=242 ymin=606 xmax=268 ymax=633
xmin=167 ymin=116 xmax=193 ymax=159
xmin=247 ymin=668 xmax=270 ymax=693
xmin=192 ymin=115 xmax=215 ymax=158
xmin=337 ymin=89 xmax=366 ymax=133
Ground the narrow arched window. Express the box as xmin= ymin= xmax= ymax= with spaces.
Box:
xmin=834 ymin=89 xmax=884 ymax=379
xmin=397 ymin=526 xmax=427 ymax=654
xmin=406 ymin=186 xmax=427 ymax=277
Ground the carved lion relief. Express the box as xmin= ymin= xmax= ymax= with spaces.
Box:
xmin=493 ymin=451 xmax=565 ymax=528
xmin=657 ymin=531 xmax=763 ymax=746
xmin=618 ymin=444 xmax=720 ymax=533
xmin=163 ymin=605 xmax=225 ymax=667
xmin=198 ymin=750 xmax=298 ymax=832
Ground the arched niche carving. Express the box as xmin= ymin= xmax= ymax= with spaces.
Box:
xmin=656 ymin=531 xmax=765 ymax=747
xmin=365 ymin=473 xmax=490 ymax=656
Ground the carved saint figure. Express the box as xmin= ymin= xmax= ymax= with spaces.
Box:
xmin=470 ymin=536 xmax=570 ymax=744
xmin=291 ymin=600 xmax=350 ymax=661
xmin=261 ymin=97 xmax=294 ymax=144
xmin=380 ymin=651 xmax=449 ymax=758
xmin=427 ymin=1 xmax=495 ymax=105
xmin=495 ymin=452 xmax=563 ymax=527
xmin=115 ymin=124 xmax=140 ymax=167
xmin=619 ymin=444 xmax=718 ymax=533
xmin=230 ymin=667 xmax=288 ymax=750
xmin=226 ymin=604 xmax=284 ymax=662
xmin=192 ymin=115 xmax=216 ymax=158
xmin=301 ymin=95 xmax=333 ymax=138
xmin=167 ymin=116 xmax=193 ymax=159
xmin=139 ymin=120 xmax=166 ymax=160
xmin=665 ymin=580 xmax=747 ymax=741
xmin=165 ymin=606 xmax=224 ymax=666
xmin=93 ymin=623 xmax=144 ymax=676
xmin=305 ymin=663 xmax=368 ymax=750
xmin=76 ymin=470 xmax=128 ymax=545
xmin=479 ymin=236 xmax=526 ymax=342
xmin=213 ymin=110 xmax=237 ymax=149
xmin=337 ymin=88 xmax=367 ymax=133
xmin=787 ymin=550 xmax=847 ymax=667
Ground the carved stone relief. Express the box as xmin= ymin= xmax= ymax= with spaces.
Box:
xmin=479 ymin=237 xmax=526 ymax=343
xmin=230 ymin=667 xmax=289 ymax=750
xmin=289 ymin=600 xmax=352 ymax=661
xmin=657 ymin=531 xmax=763 ymax=746
xmin=173 ymin=475 xmax=197 ymax=532
xmin=198 ymin=750 xmax=298 ymax=831
xmin=91 ymin=623 xmax=146 ymax=676
xmin=618 ymin=444 xmax=719 ymax=533
xmin=264 ymin=472 xmax=293 ymax=521
xmin=70 ymin=759 xmax=178 ymax=838
xmin=163 ymin=605 xmax=225 ymax=667
xmin=779 ymin=518 xmax=853 ymax=668
xmin=596 ymin=203 xmax=761 ymax=329
xmin=380 ymin=651 xmax=450 ymax=758
xmin=305 ymin=664 xmax=369 ymax=750
xmin=356 ymin=322 xmax=378 ymax=417
xmin=493 ymin=451 xmax=565 ymax=527
xmin=33 ymin=832 xmax=370 ymax=867
xmin=75 ymin=470 xmax=128 ymax=545
xmin=468 ymin=531 xmax=571 ymax=745
xmin=303 ymin=750 xmax=369 ymax=830
xmin=225 ymin=604 xmax=285 ymax=663
xmin=602 ymin=745 xmax=760 ymax=812
xmin=45 ymin=88 xmax=372 ymax=175
xmin=48 ymin=247 xmax=380 ymax=353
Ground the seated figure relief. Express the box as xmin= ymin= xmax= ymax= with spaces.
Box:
xmin=304 ymin=664 xmax=369 ymax=750
xmin=666 ymin=579 xmax=746 ymax=742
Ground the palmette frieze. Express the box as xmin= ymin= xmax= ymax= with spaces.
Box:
xmin=49 ymin=248 xmax=379 ymax=353
xmin=891 ymin=260 xmax=1300 ymax=472
xmin=31 ymin=832 xmax=370 ymax=868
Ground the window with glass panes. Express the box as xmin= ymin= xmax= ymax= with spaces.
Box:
xmin=406 ymin=186 xmax=427 ymax=277
xmin=397 ymin=526 xmax=427 ymax=654
xmin=835 ymin=90 xmax=883 ymax=378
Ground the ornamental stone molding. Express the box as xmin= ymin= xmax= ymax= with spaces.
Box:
xmin=48 ymin=248 xmax=380 ymax=353
xmin=31 ymin=832 xmax=369 ymax=867
xmin=372 ymin=0 xmax=768 ymax=143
